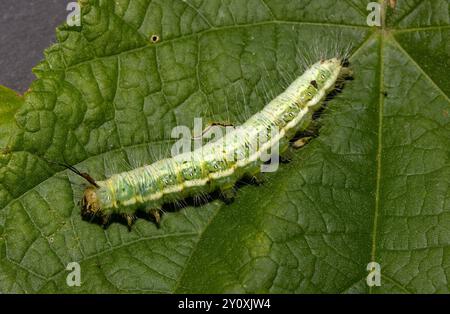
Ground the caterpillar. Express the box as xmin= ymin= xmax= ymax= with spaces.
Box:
xmin=77 ymin=58 xmax=351 ymax=228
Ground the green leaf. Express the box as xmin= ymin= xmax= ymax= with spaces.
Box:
xmin=0 ymin=86 xmax=23 ymax=147
xmin=0 ymin=0 xmax=449 ymax=293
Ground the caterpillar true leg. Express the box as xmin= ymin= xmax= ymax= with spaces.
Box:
xmin=148 ymin=208 xmax=161 ymax=225
xmin=220 ymin=188 xmax=237 ymax=204
xmin=250 ymin=172 xmax=265 ymax=185
xmin=123 ymin=214 xmax=137 ymax=230
xmin=101 ymin=214 xmax=111 ymax=227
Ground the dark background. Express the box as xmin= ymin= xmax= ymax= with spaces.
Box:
xmin=0 ymin=0 xmax=72 ymax=93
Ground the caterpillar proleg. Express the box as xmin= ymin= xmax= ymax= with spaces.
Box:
xmin=80 ymin=58 xmax=351 ymax=228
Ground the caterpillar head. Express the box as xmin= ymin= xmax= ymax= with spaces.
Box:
xmin=81 ymin=186 xmax=102 ymax=218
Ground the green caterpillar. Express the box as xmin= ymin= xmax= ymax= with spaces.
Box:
xmin=81 ymin=58 xmax=351 ymax=228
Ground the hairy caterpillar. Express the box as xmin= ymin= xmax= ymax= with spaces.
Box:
xmin=78 ymin=58 xmax=351 ymax=228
